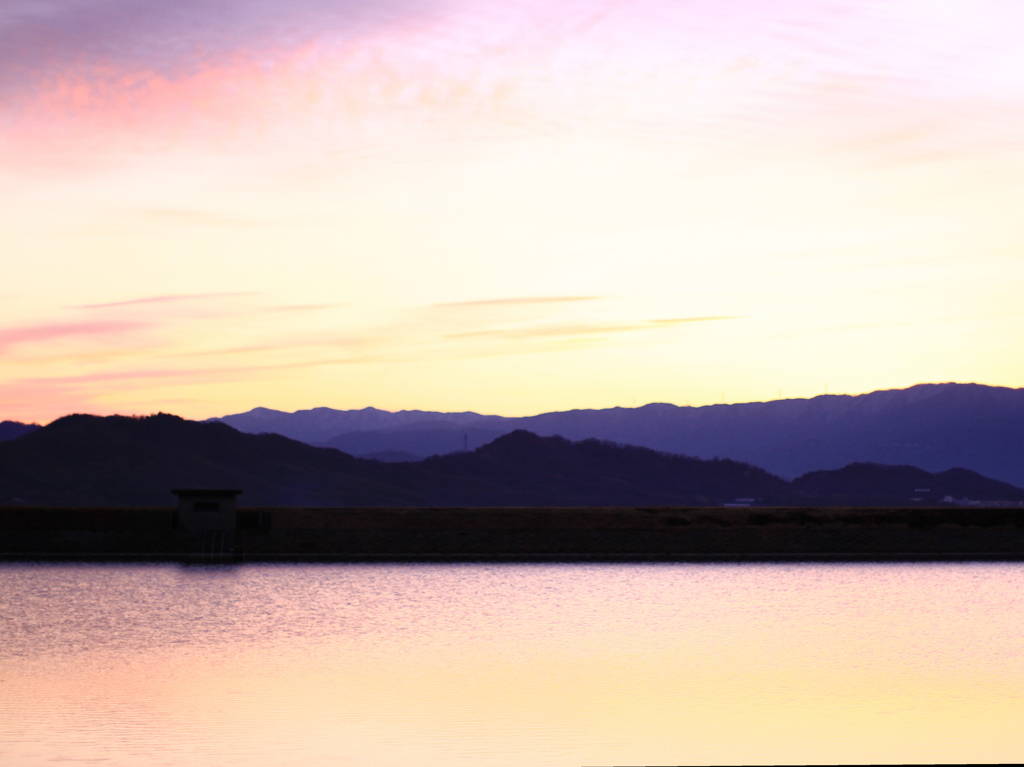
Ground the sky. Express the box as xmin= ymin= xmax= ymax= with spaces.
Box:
xmin=2 ymin=0 xmax=1024 ymax=423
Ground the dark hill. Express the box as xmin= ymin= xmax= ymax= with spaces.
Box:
xmin=791 ymin=463 xmax=1024 ymax=505
xmin=0 ymin=416 xmax=785 ymax=507
xmin=409 ymin=431 xmax=789 ymax=506
xmin=0 ymin=413 xmax=420 ymax=507
xmin=2 ymin=414 xmax=1022 ymax=508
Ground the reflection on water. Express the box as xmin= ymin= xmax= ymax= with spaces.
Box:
xmin=2 ymin=562 xmax=1024 ymax=766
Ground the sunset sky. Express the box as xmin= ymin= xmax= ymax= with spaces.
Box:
xmin=2 ymin=0 xmax=1023 ymax=423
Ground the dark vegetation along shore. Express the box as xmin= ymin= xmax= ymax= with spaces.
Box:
xmin=2 ymin=412 xmax=1024 ymax=560
xmin=4 ymin=506 xmax=1024 ymax=562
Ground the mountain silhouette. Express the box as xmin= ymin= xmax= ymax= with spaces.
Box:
xmin=0 ymin=414 xmax=418 ymax=507
xmin=0 ymin=420 xmax=40 ymax=442
xmin=212 ymin=383 xmax=1024 ymax=486
xmin=790 ymin=463 xmax=1024 ymax=505
xmin=2 ymin=413 xmax=1022 ymax=508
xmin=413 ymin=431 xmax=790 ymax=506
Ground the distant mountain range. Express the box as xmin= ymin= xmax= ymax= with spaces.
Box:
xmin=211 ymin=383 xmax=1024 ymax=486
xmin=1 ymin=413 xmax=1022 ymax=507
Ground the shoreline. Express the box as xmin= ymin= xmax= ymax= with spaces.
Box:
xmin=4 ymin=505 xmax=1024 ymax=561
xmin=5 ymin=553 xmax=1024 ymax=564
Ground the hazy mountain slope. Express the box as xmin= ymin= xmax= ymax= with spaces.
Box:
xmin=211 ymin=406 xmax=501 ymax=445
xmin=507 ymin=384 xmax=1024 ymax=485
xmin=0 ymin=421 xmax=41 ymax=441
xmin=323 ymin=425 xmax=508 ymax=459
xmin=213 ymin=383 xmax=1024 ymax=485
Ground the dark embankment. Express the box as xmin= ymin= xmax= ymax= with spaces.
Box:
xmin=4 ymin=506 xmax=1024 ymax=561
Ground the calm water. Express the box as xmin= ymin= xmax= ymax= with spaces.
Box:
xmin=2 ymin=562 xmax=1024 ymax=766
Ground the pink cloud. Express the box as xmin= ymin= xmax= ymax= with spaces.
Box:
xmin=0 ymin=368 xmax=220 ymax=423
xmin=0 ymin=320 xmax=145 ymax=352
xmin=0 ymin=0 xmax=433 ymax=99
xmin=0 ymin=1 xmax=438 ymax=166
xmin=0 ymin=357 xmax=335 ymax=422
xmin=78 ymin=292 xmax=254 ymax=310
xmin=6 ymin=0 xmax=1022 ymax=170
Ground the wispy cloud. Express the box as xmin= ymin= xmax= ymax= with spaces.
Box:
xmin=78 ymin=292 xmax=254 ymax=310
xmin=0 ymin=320 xmax=146 ymax=352
xmin=444 ymin=316 xmax=738 ymax=340
xmin=436 ymin=296 xmax=604 ymax=308
xmin=0 ymin=293 xmax=270 ymax=372
xmin=265 ymin=304 xmax=347 ymax=314
xmin=648 ymin=316 xmax=739 ymax=326
xmin=0 ymin=359 xmax=326 ymax=421
xmin=0 ymin=298 xmax=743 ymax=421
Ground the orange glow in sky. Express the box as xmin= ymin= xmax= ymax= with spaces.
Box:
xmin=3 ymin=0 xmax=1024 ymax=422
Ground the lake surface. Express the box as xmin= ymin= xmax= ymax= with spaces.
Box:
xmin=2 ymin=562 xmax=1024 ymax=766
